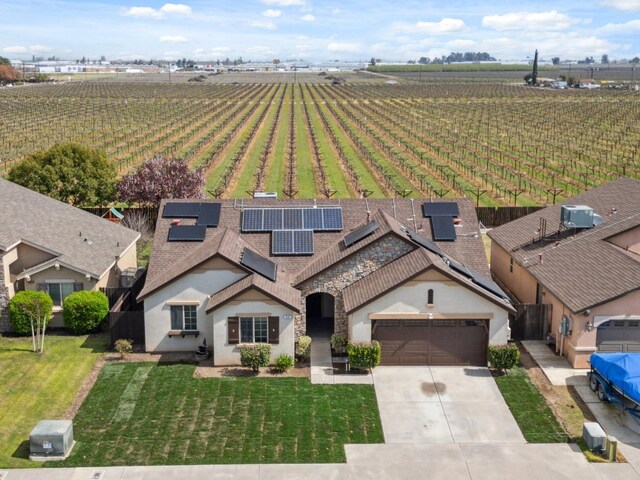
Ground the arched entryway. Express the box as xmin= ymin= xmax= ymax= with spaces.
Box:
xmin=305 ymin=292 xmax=335 ymax=337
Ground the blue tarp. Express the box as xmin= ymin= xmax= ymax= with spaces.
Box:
xmin=590 ymin=353 xmax=640 ymax=404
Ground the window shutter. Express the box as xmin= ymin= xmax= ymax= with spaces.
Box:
xmin=36 ymin=283 xmax=47 ymax=293
xmin=268 ymin=316 xmax=279 ymax=344
xmin=73 ymin=282 xmax=83 ymax=292
xmin=228 ymin=316 xmax=239 ymax=344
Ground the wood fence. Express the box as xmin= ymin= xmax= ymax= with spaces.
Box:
xmin=510 ymin=304 xmax=553 ymax=341
xmin=476 ymin=206 xmax=544 ymax=227
xmin=109 ymin=310 xmax=145 ymax=348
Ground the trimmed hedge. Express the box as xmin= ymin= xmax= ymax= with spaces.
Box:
xmin=331 ymin=333 xmax=348 ymax=354
xmin=239 ymin=344 xmax=272 ymax=372
xmin=296 ymin=336 xmax=312 ymax=360
xmin=488 ymin=343 xmax=521 ymax=372
xmin=8 ymin=290 xmax=53 ymax=335
xmin=348 ymin=341 xmax=381 ymax=370
xmin=62 ymin=290 xmax=109 ymax=334
xmin=274 ymin=353 xmax=294 ymax=373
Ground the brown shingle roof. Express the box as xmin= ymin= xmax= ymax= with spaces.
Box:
xmin=488 ymin=177 xmax=640 ymax=312
xmin=143 ymin=197 xmax=489 ymax=299
xmin=206 ymin=274 xmax=301 ymax=313
xmin=343 ymin=247 xmax=515 ymax=314
xmin=0 ymin=178 xmax=139 ymax=278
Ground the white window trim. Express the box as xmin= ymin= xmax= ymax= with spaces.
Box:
xmin=170 ymin=304 xmax=198 ymax=331
xmin=240 ymin=316 xmax=269 ymax=344
xmin=165 ymin=300 xmax=200 ymax=306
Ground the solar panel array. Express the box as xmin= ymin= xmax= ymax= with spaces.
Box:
xmin=164 ymin=202 xmax=222 ymax=242
xmin=272 ymin=230 xmax=314 ymax=255
xmin=344 ymin=221 xmax=379 ymax=248
xmin=422 ymin=201 xmax=459 ymax=242
xmin=242 ymin=207 xmax=343 ymax=232
xmin=405 ymin=228 xmax=444 ymax=257
xmin=240 ymin=248 xmax=277 ymax=281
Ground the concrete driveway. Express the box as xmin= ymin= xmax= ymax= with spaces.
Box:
xmin=372 ymin=366 xmax=526 ymax=444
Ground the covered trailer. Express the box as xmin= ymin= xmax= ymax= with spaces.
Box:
xmin=589 ymin=353 xmax=640 ymax=418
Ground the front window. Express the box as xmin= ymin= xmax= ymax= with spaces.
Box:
xmin=170 ymin=305 xmax=197 ymax=330
xmin=240 ymin=316 xmax=268 ymax=343
xmin=47 ymin=282 xmax=74 ymax=306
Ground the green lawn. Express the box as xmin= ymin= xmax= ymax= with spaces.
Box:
xmin=0 ymin=333 xmax=108 ymax=468
xmin=53 ymin=363 xmax=383 ymax=467
xmin=494 ymin=365 xmax=568 ymax=443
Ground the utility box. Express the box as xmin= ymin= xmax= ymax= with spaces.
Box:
xmin=29 ymin=420 xmax=75 ymax=461
xmin=561 ymin=205 xmax=594 ymax=229
xmin=583 ymin=422 xmax=606 ymax=452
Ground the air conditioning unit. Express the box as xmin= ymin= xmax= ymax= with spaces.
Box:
xmin=583 ymin=422 xmax=606 ymax=452
xmin=561 ymin=205 xmax=594 ymax=229
xmin=120 ymin=267 xmax=141 ymax=288
xmin=29 ymin=420 xmax=75 ymax=461
xmin=253 ymin=192 xmax=278 ymax=199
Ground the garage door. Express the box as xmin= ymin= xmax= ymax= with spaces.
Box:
xmin=372 ymin=319 xmax=488 ymax=366
xmin=596 ymin=319 xmax=640 ymax=352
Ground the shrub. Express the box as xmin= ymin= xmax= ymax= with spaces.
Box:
xmin=348 ymin=341 xmax=381 ymax=370
xmin=114 ymin=338 xmax=133 ymax=358
xmin=239 ymin=344 xmax=271 ymax=372
xmin=8 ymin=290 xmax=53 ymax=335
xmin=331 ymin=333 xmax=348 ymax=354
xmin=296 ymin=336 xmax=312 ymax=360
xmin=274 ymin=353 xmax=294 ymax=373
xmin=488 ymin=343 xmax=520 ymax=373
xmin=62 ymin=290 xmax=109 ymax=334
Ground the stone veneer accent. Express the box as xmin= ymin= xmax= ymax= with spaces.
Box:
xmin=0 ymin=256 xmax=9 ymax=332
xmin=296 ymin=235 xmax=414 ymax=338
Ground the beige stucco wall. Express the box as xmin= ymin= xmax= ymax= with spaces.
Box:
xmin=607 ymin=227 xmax=640 ymax=255
xmin=95 ymin=242 xmax=138 ymax=289
xmin=143 ymin=262 xmax=247 ymax=352
xmin=490 ymin=242 xmax=538 ymax=303
xmin=2 ymin=248 xmax=18 ymax=297
xmin=9 ymin=243 xmax=56 ymax=277
xmin=211 ymin=293 xmax=295 ymax=365
xmin=348 ymin=269 xmax=511 ymax=346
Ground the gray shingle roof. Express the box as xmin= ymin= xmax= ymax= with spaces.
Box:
xmin=488 ymin=177 xmax=640 ymax=312
xmin=0 ymin=178 xmax=140 ymax=278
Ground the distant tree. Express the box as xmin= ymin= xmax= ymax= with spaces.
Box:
xmin=407 ymin=60 xmax=416 ymax=64
xmin=0 ymin=56 xmax=11 ymax=65
xmin=369 ymin=57 xmax=376 ymax=66
xmin=118 ymin=156 xmax=205 ymax=207
xmin=7 ymin=142 xmax=117 ymax=206
xmin=418 ymin=57 xmax=430 ymax=65
xmin=551 ymin=57 xmax=560 ymax=65
xmin=631 ymin=57 xmax=640 ymax=64
xmin=0 ymin=64 xmax=19 ymax=83
xmin=8 ymin=291 xmax=53 ymax=353
xmin=601 ymin=54 xmax=609 ymax=64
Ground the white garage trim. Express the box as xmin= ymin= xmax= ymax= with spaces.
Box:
xmin=369 ymin=312 xmax=494 ymax=320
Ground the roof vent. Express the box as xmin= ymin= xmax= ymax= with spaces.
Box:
xmin=253 ymin=192 xmax=278 ymax=199
xmin=561 ymin=205 xmax=596 ymax=229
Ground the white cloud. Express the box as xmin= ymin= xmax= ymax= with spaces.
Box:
xmin=601 ymin=0 xmax=640 ymax=10
xmin=246 ymin=46 xmax=277 ymax=55
xmin=3 ymin=45 xmax=28 ymax=54
xmin=263 ymin=9 xmax=282 ymax=18
xmin=249 ymin=20 xmax=277 ymax=30
xmin=301 ymin=14 xmax=315 ymax=21
xmin=211 ymin=47 xmax=232 ymax=54
xmin=599 ymin=19 xmax=640 ymax=33
xmin=160 ymin=35 xmax=188 ymax=43
xmin=261 ymin=0 xmax=305 ymax=5
xmin=123 ymin=3 xmax=191 ymax=19
xmin=400 ymin=18 xmax=467 ymax=35
xmin=327 ymin=42 xmax=362 ymax=53
xmin=193 ymin=48 xmax=205 ymax=54
xmin=448 ymin=39 xmax=477 ymax=49
xmin=482 ymin=11 xmax=581 ymax=31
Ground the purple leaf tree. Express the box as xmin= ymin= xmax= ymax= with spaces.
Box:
xmin=118 ymin=156 xmax=205 ymax=207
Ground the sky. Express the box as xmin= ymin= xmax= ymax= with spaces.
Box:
xmin=1 ymin=0 xmax=640 ymax=62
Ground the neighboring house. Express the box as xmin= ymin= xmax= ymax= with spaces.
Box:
xmin=489 ymin=178 xmax=640 ymax=368
xmin=0 ymin=178 xmax=140 ymax=330
xmin=138 ymin=198 xmax=514 ymax=366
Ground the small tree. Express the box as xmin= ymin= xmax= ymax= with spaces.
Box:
xmin=348 ymin=341 xmax=381 ymax=371
xmin=118 ymin=156 xmax=205 ymax=207
xmin=8 ymin=291 xmax=53 ymax=353
xmin=488 ymin=344 xmax=520 ymax=374
xmin=63 ymin=291 xmax=109 ymax=334
xmin=7 ymin=143 xmax=117 ymax=206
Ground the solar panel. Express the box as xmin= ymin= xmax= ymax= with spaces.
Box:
xmin=263 ymin=209 xmax=283 ymax=230
xmin=163 ymin=202 xmax=201 ymax=218
xmin=303 ymin=208 xmax=324 ymax=230
xmin=242 ymin=209 xmax=264 ymax=231
xmin=196 ymin=203 xmax=221 ymax=227
xmin=240 ymin=248 xmax=277 ymax=281
xmin=283 ymin=208 xmax=303 ymax=229
xmin=294 ymin=230 xmax=314 ymax=255
xmin=322 ymin=207 xmax=343 ymax=230
xmin=431 ymin=216 xmax=457 ymax=241
xmin=406 ymin=228 xmax=444 ymax=257
xmin=422 ymin=202 xmax=460 ymax=218
xmin=344 ymin=221 xmax=378 ymax=248
xmin=447 ymin=258 xmax=473 ymax=279
xmin=168 ymin=225 xmax=206 ymax=242
xmin=468 ymin=268 xmax=510 ymax=301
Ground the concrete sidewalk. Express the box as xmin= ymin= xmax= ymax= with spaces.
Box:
xmin=309 ymin=335 xmax=372 ymax=385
